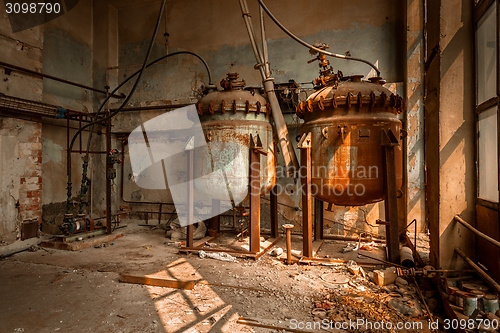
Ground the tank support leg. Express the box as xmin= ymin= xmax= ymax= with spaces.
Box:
xmin=382 ymin=129 xmax=400 ymax=263
xmin=185 ymin=137 xmax=195 ymax=248
xmin=298 ymin=133 xmax=313 ymax=257
xmin=270 ymin=186 xmax=278 ymax=238
xmin=249 ymin=134 xmax=267 ymax=253
xmin=314 ymin=199 xmax=324 ymax=241
xmin=211 ymin=199 xmax=220 ymax=235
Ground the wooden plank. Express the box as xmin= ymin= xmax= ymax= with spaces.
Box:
xmin=119 ymin=273 xmax=195 ymax=290
xmin=41 ymin=233 xmax=123 ymax=251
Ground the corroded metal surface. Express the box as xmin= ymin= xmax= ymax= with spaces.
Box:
xmin=297 ymin=74 xmax=403 ymax=206
xmin=195 ymin=73 xmax=276 ymax=201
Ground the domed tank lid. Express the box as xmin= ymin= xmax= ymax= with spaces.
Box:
xmin=196 ymin=73 xmax=270 ymax=116
xmin=296 ymin=46 xmax=404 ymax=118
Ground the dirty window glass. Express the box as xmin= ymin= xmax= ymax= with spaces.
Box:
xmin=476 ymin=2 xmax=496 ymax=105
xmin=478 ymin=107 xmax=499 ymax=202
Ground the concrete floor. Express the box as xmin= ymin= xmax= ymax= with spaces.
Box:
xmin=0 ymin=221 xmax=354 ymax=333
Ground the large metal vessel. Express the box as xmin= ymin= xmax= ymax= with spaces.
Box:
xmin=296 ymin=65 xmax=404 ymax=206
xmin=194 ymin=73 xmax=276 ymax=203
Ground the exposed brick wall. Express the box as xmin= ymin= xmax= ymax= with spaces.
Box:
xmin=17 ymin=123 xmax=43 ymax=226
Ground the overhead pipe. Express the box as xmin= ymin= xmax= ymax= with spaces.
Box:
xmin=0 ymin=60 xmax=125 ymax=99
xmin=257 ymin=0 xmax=380 ymax=76
xmin=110 ymin=103 xmax=191 ymax=112
xmin=259 ymin=5 xmax=271 ymax=78
xmin=238 ymin=0 xmax=299 ymax=176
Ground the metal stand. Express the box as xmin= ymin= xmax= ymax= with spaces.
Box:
xmin=381 ymin=129 xmax=400 ymax=263
xmin=314 ymin=198 xmax=324 ymax=240
xmin=105 ymin=117 xmax=112 ymax=234
xmin=179 ymin=134 xmax=281 ymax=259
xmin=298 ymin=133 xmax=315 ymax=258
xmin=185 ymin=136 xmax=195 ymax=248
xmin=270 ymin=185 xmax=279 ymax=238
xmin=211 ymin=199 xmax=221 ymax=235
xmin=297 ymin=130 xmax=401 ymax=264
xmin=249 ymin=134 xmax=265 ymax=252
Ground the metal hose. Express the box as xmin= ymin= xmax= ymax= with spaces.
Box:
xmin=257 ymin=0 xmax=381 ymax=76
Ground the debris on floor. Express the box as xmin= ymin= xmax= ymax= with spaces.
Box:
xmin=313 ymin=262 xmax=431 ymax=332
xmin=198 ymin=249 xmax=238 ymax=262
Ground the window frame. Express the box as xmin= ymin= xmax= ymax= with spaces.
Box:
xmin=475 ymin=0 xmax=500 ymax=208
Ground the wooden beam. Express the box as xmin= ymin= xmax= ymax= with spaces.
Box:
xmin=119 ymin=274 xmax=195 ymax=290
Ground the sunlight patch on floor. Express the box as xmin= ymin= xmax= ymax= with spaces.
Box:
xmin=145 ymin=258 xmax=245 ymax=332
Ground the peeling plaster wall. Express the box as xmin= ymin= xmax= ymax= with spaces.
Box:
xmin=0 ymin=119 xmax=42 ymax=242
xmin=109 ymin=0 xmax=415 ymax=234
xmin=0 ymin=7 xmax=44 ymax=101
xmin=0 ymin=0 xmax=425 ymax=239
xmin=115 ymin=0 xmax=404 ymax=102
xmin=0 ymin=9 xmax=44 ymax=241
xmin=0 ymin=0 xmax=111 ymax=237
xmin=39 ymin=0 xmax=96 ymax=227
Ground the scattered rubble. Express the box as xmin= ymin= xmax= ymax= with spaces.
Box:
xmin=312 ymin=260 xmax=433 ymax=332
xmin=270 ymin=247 xmax=284 ymax=257
xmin=198 ymin=250 xmax=238 ymax=262
xmin=373 ymin=267 xmax=398 ymax=286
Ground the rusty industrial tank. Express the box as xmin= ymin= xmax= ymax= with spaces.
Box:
xmin=296 ymin=65 xmax=404 ymax=206
xmin=194 ymin=73 xmax=276 ymax=203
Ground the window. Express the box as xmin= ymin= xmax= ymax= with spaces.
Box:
xmin=475 ymin=0 xmax=499 ymax=205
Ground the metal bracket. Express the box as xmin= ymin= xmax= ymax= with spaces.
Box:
xmin=376 ymin=219 xmax=390 ymax=226
xmin=250 ymin=133 xmax=267 ymax=155
xmin=381 ymin=128 xmax=399 ymax=147
xmin=297 ymin=132 xmax=311 ymax=149
xmin=337 ymin=125 xmax=348 ymax=144
xmin=321 ymin=127 xmax=328 ymax=139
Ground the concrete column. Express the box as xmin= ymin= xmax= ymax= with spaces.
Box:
xmin=425 ymin=0 xmax=475 ymax=269
xmin=406 ymin=0 xmax=426 ymax=233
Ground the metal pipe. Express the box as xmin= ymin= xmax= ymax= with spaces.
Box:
xmin=455 ymin=247 xmax=500 ymax=295
xmin=455 ymin=215 xmax=500 ymax=249
xmin=283 ymin=224 xmax=294 ymax=265
xmin=238 ymin=0 xmax=299 ymax=175
xmin=322 ymin=234 xmax=386 ymax=244
xmin=357 ymin=252 xmax=406 ymax=269
xmin=259 ymin=5 xmax=271 ymax=78
xmin=111 ymin=103 xmax=191 ymax=112
xmin=0 ymin=60 xmax=125 ymax=99
xmin=257 ymin=0 xmax=380 ymax=76
xmin=106 ymin=116 xmax=112 ymax=235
